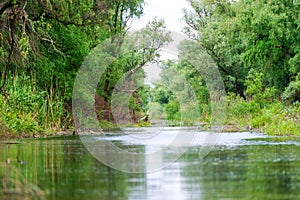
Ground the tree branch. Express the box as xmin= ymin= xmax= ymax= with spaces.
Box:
xmin=0 ymin=1 xmax=15 ymax=16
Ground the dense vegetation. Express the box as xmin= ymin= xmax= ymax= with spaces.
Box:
xmin=151 ymin=0 xmax=299 ymax=135
xmin=0 ymin=0 xmax=299 ymax=136
xmin=0 ymin=0 xmax=153 ymax=135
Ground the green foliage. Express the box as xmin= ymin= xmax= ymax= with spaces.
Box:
xmin=251 ymin=102 xmax=300 ymax=135
xmin=136 ymin=85 xmax=151 ymax=112
xmin=95 ymin=19 xmax=171 ymax=123
xmin=0 ymin=0 xmax=298 ymax=135
xmin=226 ymin=93 xmax=300 ymax=135
xmin=152 ymin=86 xmax=172 ymax=105
xmin=244 ymin=69 xmax=263 ymax=96
xmin=184 ymin=0 xmax=300 ymax=96
xmin=240 ymin=0 xmax=300 ymax=91
xmin=165 ymin=99 xmax=181 ymax=121
xmin=98 ymin=120 xmax=119 ymax=130
xmin=0 ymin=75 xmax=65 ymax=134
xmin=182 ymin=0 xmax=299 ymax=135
xmin=0 ymin=0 xmax=147 ymax=134
xmin=149 ymin=59 xmax=211 ymax=125
xmin=282 ymin=74 xmax=300 ymax=103
xmin=150 ymin=86 xmax=181 ymax=122
xmin=226 ymin=93 xmax=251 ymax=123
xmin=162 ymin=60 xmax=209 ymax=118
xmin=245 ymin=69 xmax=277 ymax=108
xmin=183 ymin=0 xmax=249 ymax=95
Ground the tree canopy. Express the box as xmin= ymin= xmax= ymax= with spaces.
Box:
xmin=183 ymin=0 xmax=300 ymax=100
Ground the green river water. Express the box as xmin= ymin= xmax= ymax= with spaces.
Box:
xmin=1 ymin=127 xmax=300 ymax=200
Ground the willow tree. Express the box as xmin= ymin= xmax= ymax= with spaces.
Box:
xmin=183 ymin=0 xmax=248 ymax=96
xmin=96 ymin=19 xmax=172 ymax=121
xmin=183 ymin=0 xmax=300 ymax=97
xmin=240 ymin=0 xmax=300 ymax=92
xmin=0 ymin=0 xmax=145 ymax=100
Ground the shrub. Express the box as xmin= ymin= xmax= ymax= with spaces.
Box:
xmin=282 ymin=74 xmax=300 ymax=103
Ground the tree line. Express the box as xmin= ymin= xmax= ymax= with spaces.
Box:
xmin=0 ymin=0 xmax=299 ymax=135
xmin=149 ymin=0 xmax=299 ymax=134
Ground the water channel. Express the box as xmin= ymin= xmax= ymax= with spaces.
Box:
xmin=1 ymin=127 xmax=300 ymax=199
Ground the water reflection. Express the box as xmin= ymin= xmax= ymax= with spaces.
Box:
xmin=0 ymin=130 xmax=300 ymax=200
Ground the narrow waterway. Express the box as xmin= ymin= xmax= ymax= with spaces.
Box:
xmin=1 ymin=127 xmax=300 ymax=200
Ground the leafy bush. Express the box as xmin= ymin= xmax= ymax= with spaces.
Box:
xmin=282 ymin=74 xmax=300 ymax=103
xmin=245 ymin=69 xmax=277 ymax=108
xmin=165 ymin=100 xmax=181 ymax=121
xmin=225 ymin=92 xmax=300 ymax=135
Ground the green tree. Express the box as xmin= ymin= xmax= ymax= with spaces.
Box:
xmin=0 ymin=0 xmax=145 ymax=97
xmin=183 ymin=0 xmax=248 ymax=96
xmin=241 ymin=0 xmax=300 ymax=91
xmin=183 ymin=0 xmax=300 ymax=96
xmin=0 ymin=0 xmax=147 ymax=132
xmin=96 ymin=19 xmax=172 ymax=122
xmin=150 ymin=59 xmax=207 ymax=123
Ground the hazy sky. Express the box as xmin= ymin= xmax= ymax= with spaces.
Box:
xmin=131 ymin=0 xmax=190 ymax=32
xmin=130 ymin=0 xmax=191 ymax=84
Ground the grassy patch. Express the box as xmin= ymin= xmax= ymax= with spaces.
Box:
xmin=226 ymin=94 xmax=300 ymax=135
xmin=0 ymin=75 xmax=67 ymax=135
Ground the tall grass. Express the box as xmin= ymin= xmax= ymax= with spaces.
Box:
xmin=0 ymin=74 xmax=66 ymax=134
xmin=226 ymin=94 xmax=300 ymax=135
xmin=225 ymin=69 xmax=300 ymax=135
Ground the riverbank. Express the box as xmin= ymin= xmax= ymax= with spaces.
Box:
xmin=0 ymin=84 xmax=299 ymax=139
xmin=0 ymin=130 xmax=75 ymax=140
xmin=1 ymin=100 xmax=299 ymax=139
xmin=226 ymin=94 xmax=300 ymax=136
